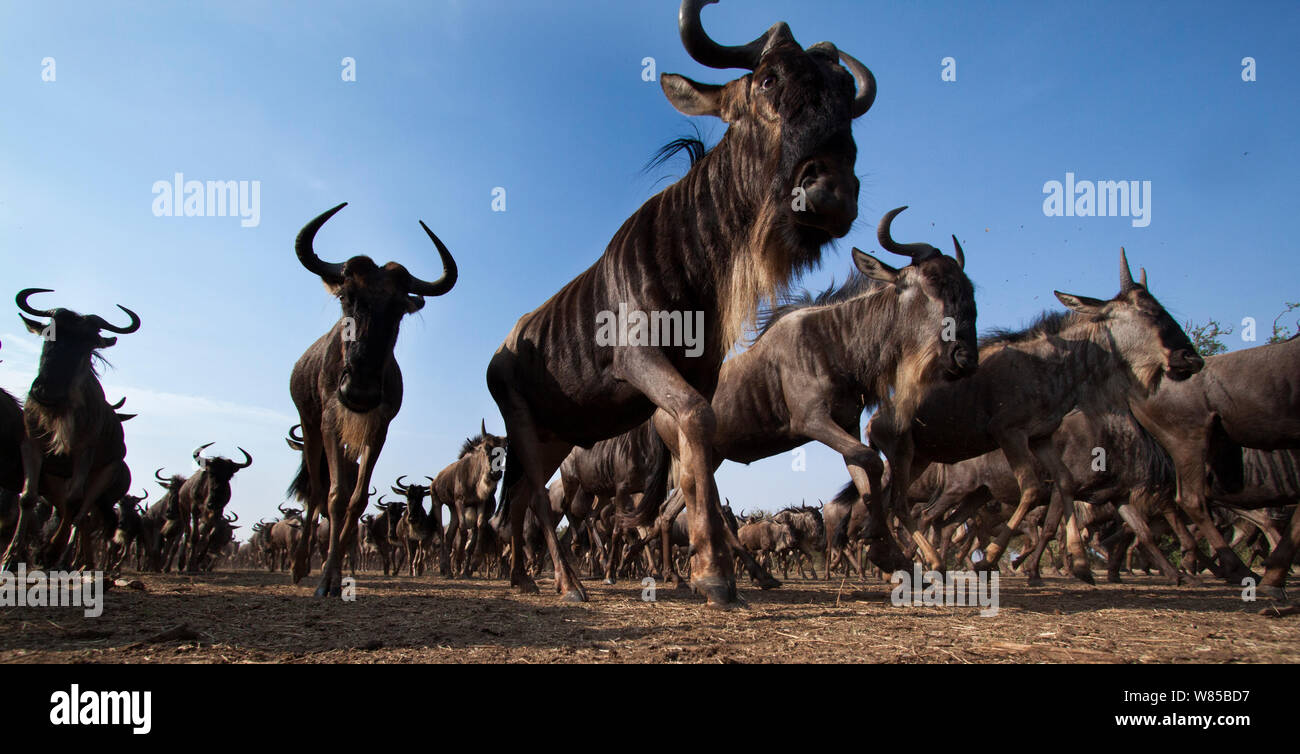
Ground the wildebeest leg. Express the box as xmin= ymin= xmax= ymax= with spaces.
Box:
xmin=293 ymin=422 xmax=328 ymax=584
xmin=315 ymin=436 xmax=377 ymax=598
xmin=1170 ymin=450 xmax=1256 ymax=584
xmin=1259 ymin=503 xmax=1299 ymax=602
xmin=54 ymin=462 xmax=116 ymax=570
xmin=460 ymin=507 xmax=482 ymax=578
xmin=1030 ymin=441 xmax=1092 ymax=584
xmin=979 ymin=435 xmax=1048 ymax=572
xmin=1021 ymin=493 xmax=1063 ymax=585
xmin=802 ymin=416 xmax=923 ymax=572
xmin=1159 ymin=508 xmax=1203 ymax=585
xmin=1105 ymin=526 xmax=1134 ymax=583
xmin=2 ymin=439 xmax=45 ymax=570
xmin=443 ymin=512 xmax=460 ymax=578
xmin=620 ymin=357 xmax=734 ymax=607
xmin=1116 ymin=500 xmax=1181 ymax=585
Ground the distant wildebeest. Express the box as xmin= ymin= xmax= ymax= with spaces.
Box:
xmin=635 ymin=207 xmax=978 ymax=580
xmin=269 ymin=503 xmax=304 ymax=573
xmin=368 ymin=497 xmax=407 ymax=576
xmin=390 ymin=476 xmax=439 ymax=576
xmin=2 ymin=288 xmax=138 ymax=569
xmin=737 ymin=517 xmax=795 ymax=576
xmin=177 ymin=443 xmax=251 ymax=572
xmin=429 ymin=423 xmax=506 ymax=578
xmin=773 ymin=504 xmax=825 ymax=579
xmin=288 ymin=202 xmax=457 ymax=596
xmin=1129 ymin=335 xmax=1300 ymax=599
xmin=105 ymin=488 xmax=150 ymax=575
xmin=146 ymin=468 xmax=187 ymax=571
xmin=870 ymin=252 xmax=1203 ymax=582
xmin=487 ymin=0 xmax=876 ymax=605
xmin=553 ymin=420 xmax=669 ymax=583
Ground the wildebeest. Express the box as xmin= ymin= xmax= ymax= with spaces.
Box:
xmin=1 ymin=341 xmax=23 ymax=497
xmin=365 ymin=497 xmax=407 ymax=576
xmin=391 ymin=476 xmax=439 ymax=576
xmin=870 ymin=252 xmax=1203 ymax=582
xmin=177 ymin=443 xmax=252 ymax=572
xmin=487 ymin=0 xmax=876 ymax=605
xmin=105 ymin=488 xmax=150 ymax=575
xmin=635 ymin=208 xmax=977 ymax=579
xmin=737 ymin=516 xmax=795 ymax=576
xmin=429 ymin=423 xmax=506 ymax=578
xmin=1129 ymin=335 xmax=1300 ymax=598
xmin=268 ymin=503 xmax=304 ymax=573
xmin=772 ymin=504 xmax=825 ymax=579
xmin=2 ymin=288 xmax=138 ymax=569
xmin=288 ymin=202 xmax=457 ymax=596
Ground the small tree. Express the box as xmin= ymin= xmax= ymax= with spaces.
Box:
xmin=1184 ymin=319 xmax=1232 ymax=357
xmin=1269 ymin=302 xmax=1299 ymax=343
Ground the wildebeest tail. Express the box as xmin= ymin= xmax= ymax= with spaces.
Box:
xmin=619 ymin=431 xmax=673 ymax=529
xmin=286 ymin=456 xmax=313 ymax=502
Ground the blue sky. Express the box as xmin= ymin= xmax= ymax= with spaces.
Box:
xmin=1 ymin=1 xmax=1297 ymax=527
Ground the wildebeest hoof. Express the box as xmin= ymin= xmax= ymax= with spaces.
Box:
xmin=972 ymin=559 xmax=996 ymax=573
xmin=1107 ymin=573 xmax=1122 ymax=584
xmin=560 ymin=587 xmax=587 ymax=603
xmin=692 ymin=577 xmax=738 ymax=608
xmin=1072 ymin=566 xmax=1096 ymax=585
xmin=1258 ymin=584 xmax=1288 ymax=602
xmin=1026 ymin=575 xmax=1044 ymax=587
xmin=602 ymin=577 xmax=615 ymax=585
xmin=513 ymin=578 xmax=540 ymax=595
xmin=757 ymin=576 xmax=782 ymax=590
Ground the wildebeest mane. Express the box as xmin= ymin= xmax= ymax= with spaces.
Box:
xmin=459 ymin=433 xmax=487 ymax=459
xmin=978 ymin=309 xmax=1076 ymax=349
xmin=754 ymin=271 xmax=884 ymax=342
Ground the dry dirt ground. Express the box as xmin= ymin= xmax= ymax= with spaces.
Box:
xmin=1 ymin=569 xmax=1296 ymax=663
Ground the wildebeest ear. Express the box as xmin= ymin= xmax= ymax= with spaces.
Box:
xmin=97 ymin=336 xmax=119 ymax=349
xmin=851 ymin=248 xmax=898 ymax=283
xmin=405 ymin=294 xmax=426 ymax=314
xmin=661 ymin=74 xmax=724 ymax=118
xmin=1054 ymin=291 xmax=1106 ymax=314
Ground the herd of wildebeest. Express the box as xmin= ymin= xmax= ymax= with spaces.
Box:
xmin=1 ymin=1 xmax=1297 ymax=614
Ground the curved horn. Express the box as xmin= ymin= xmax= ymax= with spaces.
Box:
xmin=295 ymin=203 xmax=348 ymax=284
xmin=408 ymin=222 xmax=458 ymax=297
xmin=951 ymin=235 xmax=966 ymax=270
xmin=679 ymin=0 xmax=768 ymax=71
xmin=15 ymin=288 xmax=56 ymax=318
xmin=426 ymin=476 xmax=437 ymax=489
xmin=277 ymin=502 xmax=292 ymax=516
xmin=225 ymin=510 xmax=239 ymax=523
xmin=481 ymin=418 xmax=487 ymax=436
xmin=395 ymin=475 xmax=411 ymax=491
xmin=288 ymin=424 xmax=304 ymax=442
xmin=877 ymin=207 xmax=939 ymax=261
xmin=193 ymin=442 xmax=214 ymax=465
xmin=138 ymin=488 xmax=149 ymax=501
xmin=88 ymin=305 xmax=142 ymax=334
xmin=154 ymin=467 xmax=169 ymax=482
xmin=234 ymin=447 xmax=253 ymax=469
xmin=1119 ymin=247 xmax=1135 ymax=292
xmin=369 ymin=486 xmax=377 ymax=497
xmin=838 ymin=50 xmax=877 ymax=118
xmin=110 ymin=397 xmax=126 ymax=410
xmin=1140 ymin=267 xmax=1148 ymax=288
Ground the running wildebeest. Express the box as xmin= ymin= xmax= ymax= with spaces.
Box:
xmin=178 ymin=443 xmax=252 ymax=572
xmin=105 ymin=488 xmax=150 ymax=575
xmin=487 ymin=0 xmax=876 ymax=605
xmin=2 ymin=288 xmax=138 ymax=570
xmin=367 ymin=497 xmax=407 ymax=576
xmin=1129 ymin=335 xmax=1300 ymax=599
xmin=633 ymin=207 xmax=977 ymax=579
xmin=288 ymin=202 xmax=457 ymax=596
xmin=429 ymin=423 xmax=506 ymax=578
xmin=870 ymin=252 xmax=1203 ymax=582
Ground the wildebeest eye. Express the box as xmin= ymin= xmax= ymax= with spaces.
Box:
xmin=760 ymin=74 xmax=777 ymax=91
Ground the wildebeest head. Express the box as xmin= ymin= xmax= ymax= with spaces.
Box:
xmin=295 ymin=203 xmax=457 ymax=413
xmin=374 ymin=496 xmax=406 ymax=540
xmin=191 ymin=443 xmax=252 ymax=512
xmin=459 ymin=420 xmax=508 ymax=485
xmin=1054 ymin=249 xmax=1203 ymax=387
xmin=664 ymin=0 xmax=874 ymax=240
xmin=856 ymin=206 xmax=979 ymax=380
xmin=16 ymin=288 xmax=141 ymax=409
xmin=391 ymin=475 xmax=430 ymax=508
